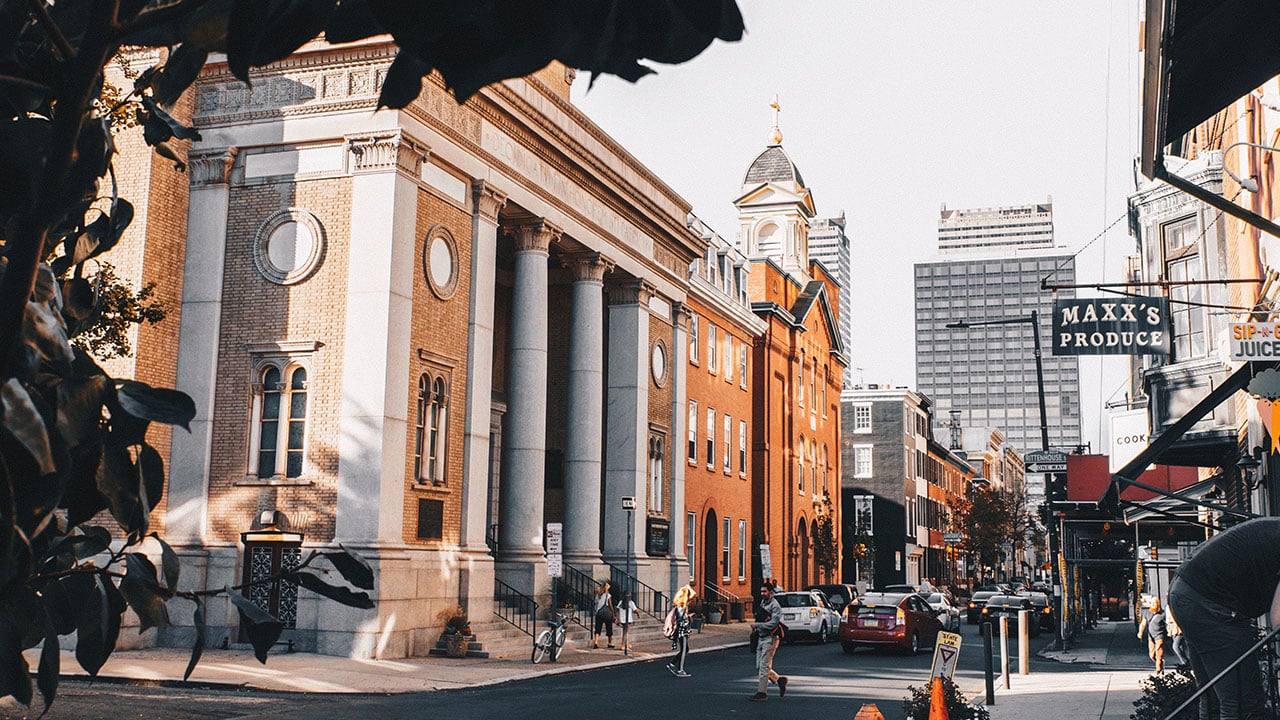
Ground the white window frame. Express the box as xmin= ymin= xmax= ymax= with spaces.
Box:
xmin=853 ymin=445 xmax=873 ymax=478
xmin=797 ymin=358 xmax=804 ymax=408
xmin=738 ymin=419 xmax=748 ymax=477
xmin=706 ymin=407 xmax=715 ymax=469
xmin=708 ymin=324 xmax=717 ymax=373
xmin=739 ymin=344 xmax=748 ymax=389
xmin=809 ymin=362 xmax=816 ymax=415
xmin=723 ymin=413 xmax=732 ymax=473
xmin=721 ymin=516 xmax=731 ymax=581
xmin=649 ymin=434 xmax=665 ymax=510
xmin=724 ymin=336 xmax=733 ymax=383
xmin=853 ymin=404 xmax=872 ymax=433
xmin=689 ymin=314 xmax=699 ymax=364
xmin=687 ymin=512 xmax=697 ymax=575
xmin=738 ymin=519 xmax=747 ymax=581
xmin=797 ymin=438 xmax=806 ymax=494
xmin=687 ymin=400 xmax=698 ymax=464
xmin=413 ymin=372 xmax=451 ymax=485
xmin=821 ymin=445 xmax=829 ymax=493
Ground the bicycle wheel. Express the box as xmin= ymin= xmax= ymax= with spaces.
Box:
xmin=549 ymin=625 xmax=566 ymax=662
xmin=532 ymin=629 xmax=553 ymax=664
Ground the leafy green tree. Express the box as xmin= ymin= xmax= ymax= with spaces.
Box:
xmin=0 ymin=0 xmax=744 ymax=711
xmin=812 ymin=493 xmax=838 ymax=579
xmin=955 ymin=486 xmax=1015 ymax=578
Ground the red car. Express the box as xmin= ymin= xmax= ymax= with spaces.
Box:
xmin=839 ymin=592 xmax=944 ymax=655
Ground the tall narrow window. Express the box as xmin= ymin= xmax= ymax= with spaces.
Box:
xmin=738 ymin=420 xmax=747 ymax=477
xmin=256 ymin=366 xmax=281 ymax=479
xmin=854 ymin=445 xmax=872 ymax=478
xmin=820 ymin=365 xmax=827 ymax=413
xmin=411 ymin=365 xmax=452 ymax=485
xmin=722 ymin=414 xmax=732 ymax=473
xmin=687 ymin=400 xmax=698 ymax=464
xmin=1164 ymin=216 xmax=1205 ymax=361
xmin=809 ymin=442 xmax=817 ymax=494
xmin=721 ymin=517 xmax=731 ymax=580
xmin=649 ymin=435 xmax=665 ymax=510
xmin=706 ymin=407 xmax=715 ymax=468
xmin=255 ymin=365 xmax=310 ymax=480
xmin=797 ymin=438 xmax=806 ymax=494
xmin=724 ymin=337 xmax=733 ymax=383
xmin=809 ymin=362 xmax=816 ymax=415
xmin=739 ymin=344 xmax=748 ymax=389
xmin=853 ymin=404 xmax=872 ymax=433
xmin=797 ymin=359 xmax=804 ymax=408
xmin=822 ymin=445 xmax=829 ymax=493
xmin=738 ymin=520 xmax=747 ymax=580
xmin=413 ymin=375 xmax=427 ymax=480
xmin=687 ymin=512 xmax=697 ymax=576
xmin=689 ymin=314 xmax=699 ymax=364
xmin=708 ymin=325 xmax=717 ymax=373
xmin=427 ymin=377 xmax=446 ymax=483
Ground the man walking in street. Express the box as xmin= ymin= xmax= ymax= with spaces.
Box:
xmin=1168 ymin=517 xmax=1280 ymax=720
xmin=1138 ymin=598 xmax=1167 ymax=673
xmin=749 ymin=583 xmax=788 ymax=702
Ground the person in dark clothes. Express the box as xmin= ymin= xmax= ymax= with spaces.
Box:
xmin=1137 ymin=598 xmax=1167 ymax=673
xmin=1168 ymin=517 xmax=1280 ymax=720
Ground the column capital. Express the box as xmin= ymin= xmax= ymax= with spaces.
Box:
xmin=347 ymin=131 xmax=429 ymax=176
xmin=471 ymin=180 xmax=508 ymax=223
xmin=505 ymin=219 xmax=561 ymax=254
xmin=189 ymin=147 xmax=239 ymax=187
xmin=607 ymin=279 xmax=657 ymax=306
xmin=672 ymin=301 xmax=693 ymax=325
xmin=562 ymin=251 xmax=615 ymax=283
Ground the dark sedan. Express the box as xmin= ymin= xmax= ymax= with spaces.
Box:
xmin=1022 ymin=591 xmax=1055 ymax=631
xmin=965 ymin=590 xmax=999 ymax=624
xmin=978 ymin=595 xmax=1040 ymax=636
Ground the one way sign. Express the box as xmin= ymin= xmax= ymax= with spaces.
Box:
xmin=930 ymin=631 xmax=962 ymax=679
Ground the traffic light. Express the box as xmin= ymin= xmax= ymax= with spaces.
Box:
xmin=1048 ymin=473 xmax=1067 ymax=502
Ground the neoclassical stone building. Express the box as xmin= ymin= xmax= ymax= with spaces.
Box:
xmin=144 ymin=38 xmax=713 ymax=657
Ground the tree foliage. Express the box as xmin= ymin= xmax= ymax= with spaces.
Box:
xmin=0 ymin=0 xmax=744 ymax=711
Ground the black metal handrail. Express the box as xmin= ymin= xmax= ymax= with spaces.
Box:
xmin=493 ymin=579 xmax=537 ymax=637
xmin=555 ymin=563 xmax=598 ymax=631
xmin=608 ymin=563 xmax=670 ymax=620
xmin=1163 ymin=624 xmax=1280 ymax=720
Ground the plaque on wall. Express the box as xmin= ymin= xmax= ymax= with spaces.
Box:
xmin=646 ymin=518 xmax=670 ymax=556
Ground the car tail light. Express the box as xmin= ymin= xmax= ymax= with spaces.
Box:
xmin=809 ymin=608 xmax=819 ymax=619
xmin=896 ymin=608 xmax=905 ymax=626
xmin=1043 ymin=607 xmax=1052 ymax=614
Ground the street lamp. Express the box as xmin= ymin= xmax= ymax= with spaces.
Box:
xmin=947 ymin=310 xmax=1061 ymax=648
xmin=1221 ymin=140 xmax=1280 ymax=193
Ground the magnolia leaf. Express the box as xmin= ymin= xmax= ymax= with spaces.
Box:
xmin=1 ymin=379 xmax=55 ymax=475
xmin=97 ymin=444 xmax=142 ymax=533
xmin=228 ymin=591 xmax=282 ymax=663
xmin=22 ymin=297 xmax=73 ymax=370
xmin=151 ymin=533 xmax=180 ymax=591
xmin=36 ymin=616 xmax=58 ymax=711
xmin=184 ymin=597 xmax=206 ymax=681
xmin=295 ymin=572 xmax=374 ymax=609
xmin=0 ymin=608 xmax=32 ymax=707
xmin=56 ymin=375 xmax=107 ymax=448
xmin=137 ymin=443 xmax=164 ymax=512
xmin=67 ymin=574 xmax=109 ymax=676
xmin=140 ymin=97 xmax=200 ymax=141
xmin=115 ymin=380 xmax=196 ymax=431
xmin=324 ymin=545 xmax=374 ymax=590
xmin=121 ymin=554 xmax=171 ymax=633
xmin=153 ymin=44 xmax=209 ymax=107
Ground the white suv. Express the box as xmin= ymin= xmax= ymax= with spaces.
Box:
xmin=773 ymin=590 xmax=841 ymax=643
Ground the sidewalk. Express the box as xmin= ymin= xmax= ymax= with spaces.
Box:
xmin=982 ymin=619 xmax=1156 ymax=720
xmin=25 ymin=621 xmax=751 ymax=694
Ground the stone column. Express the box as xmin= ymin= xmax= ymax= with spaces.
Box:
xmin=668 ymin=302 xmax=691 ymax=592
xmin=603 ymin=280 xmax=654 ymax=573
xmin=497 ymin=219 xmax=559 ymax=594
xmin=457 ymin=180 xmax=506 ymax=612
xmin=169 ymin=147 xmax=238 ymax=547
xmin=562 ymin=252 xmax=615 ymax=566
xmin=334 ymin=131 xmax=428 ymax=548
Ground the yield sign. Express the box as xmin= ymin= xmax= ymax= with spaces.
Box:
xmin=930 ymin=631 xmax=962 ymax=679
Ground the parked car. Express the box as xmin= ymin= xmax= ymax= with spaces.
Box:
xmin=1022 ymin=591 xmax=1054 ymax=631
xmin=881 ymin=583 xmax=922 ymax=594
xmin=978 ymin=595 xmax=1040 ymax=636
xmin=966 ymin=590 xmax=1000 ymax=624
xmin=924 ymin=592 xmax=962 ymax=632
xmin=805 ymin=583 xmax=859 ymax=614
xmin=773 ymin=590 xmax=841 ymax=643
xmin=840 ymin=592 xmax=944 ymax=655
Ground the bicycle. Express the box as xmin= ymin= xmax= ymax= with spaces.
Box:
xmin=532 ymin=611 xmax=570 ymax=663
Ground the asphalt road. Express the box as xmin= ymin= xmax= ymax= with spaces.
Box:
xmin=0 ymin=635 xmax=1005 ymax=720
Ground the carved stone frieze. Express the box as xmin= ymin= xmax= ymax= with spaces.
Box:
xmin=347 ymin=131 xmax=429 ymax=176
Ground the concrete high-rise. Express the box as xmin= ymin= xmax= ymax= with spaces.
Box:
xmin=807 ymin=214 xmax=854 ymax=397
xmin=914 ymin=200 xmax=1081 ymax=459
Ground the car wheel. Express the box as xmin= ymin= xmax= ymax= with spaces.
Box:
xmin=908 ymin=632 xmax=920 ymax=654
xmin=817 ymin=622 xmax=828 ymax=644
xmin=841 ymin=641 xmax=857 ymax=655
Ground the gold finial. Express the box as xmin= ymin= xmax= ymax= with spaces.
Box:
xmin=769 ymin=94 xmax=783 ymax=145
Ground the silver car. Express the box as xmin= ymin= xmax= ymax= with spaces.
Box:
xmin=773 ymin=590 xmax=841 ymax=643
xmin=924 ymin=592 xmax=961 ymax=632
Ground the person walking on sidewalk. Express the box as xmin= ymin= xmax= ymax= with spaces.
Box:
xmin=1168 ymin=517 xmax=1280 ymax=720
xmin=666 ymin=582 xmax=695 ymax=677
xmin=1165 ymin=600 xmax=1189 ymax=668
xmin=616 ymin=590 xmax=638 ymax=653
xmin=749 ymin=583 xmax=788 ymax=702
xmin=592 ymin=582 xmax=615 ymax=649
xmin=1137 ymin=598 xmax=1167 ymax=673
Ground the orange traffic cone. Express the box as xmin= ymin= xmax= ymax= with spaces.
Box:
xmin=928 ymin=676 xmax=950 ymax=720
xmin=853 ymin=704 xmax=885 ymax=720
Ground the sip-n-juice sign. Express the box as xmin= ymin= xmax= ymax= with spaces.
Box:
xmin=1231 ymin=323 xmax=1280 ymax=360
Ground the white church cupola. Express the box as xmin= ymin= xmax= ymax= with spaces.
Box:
xmin=733 ymin=95 xmax=816 ymax=282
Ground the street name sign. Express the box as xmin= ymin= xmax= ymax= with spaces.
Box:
xmin=943 ymin=532 xmax=963 ymax=544
xmin=930 ymin=631 xmax=962 ymax=679
xmin=1024 ymin=450 xmax=1068 ymax=474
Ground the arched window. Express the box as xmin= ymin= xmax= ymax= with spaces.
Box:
xmin=649 ymin=435 xmax=665 ymax=509
xmin=822 ymin=445 xmax=829 ymax=493
xmin=253 ymin=364 xmax=309 ymax=480
xmin=797 ymin=438 xmax=805 ymax=494
xmin=809 ymin=442 xmax=817 ymax=494
xmin=413 ymin=375 xmax=428 ymax=480
xmin=428 ymin=377 xmax=447 ymax=483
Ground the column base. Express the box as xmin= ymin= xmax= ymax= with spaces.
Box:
xmin=495 ymin=555 xmax=550 ymax=604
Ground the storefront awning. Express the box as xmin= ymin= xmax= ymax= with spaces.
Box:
xmin=1097 ymin=361 xmax=1275 ymax=519
xmin=1140 ymin=0 xmax=1280 ymax=237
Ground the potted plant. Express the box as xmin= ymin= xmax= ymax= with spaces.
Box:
xmin=707 ymin=602 xmax=724 ymax=625
xmin=439 ymin=605 xmax=472 ymax=658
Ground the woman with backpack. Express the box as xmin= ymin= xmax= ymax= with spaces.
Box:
xmin=665 ymin=582 xmax=696 ymax=677
xmin=592 ymin=582 xmax=615 ymax=649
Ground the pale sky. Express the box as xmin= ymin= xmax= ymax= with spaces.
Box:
xmin=572 ymin=1 xmax=1141 ymax=451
